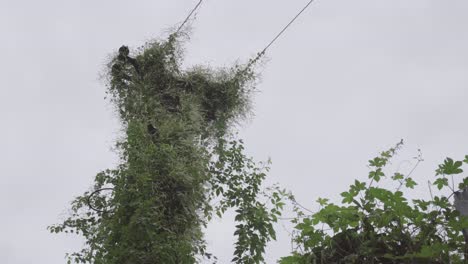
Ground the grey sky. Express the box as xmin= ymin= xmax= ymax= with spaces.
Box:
xmin=1 ymin=0 xmax=468 ymax=263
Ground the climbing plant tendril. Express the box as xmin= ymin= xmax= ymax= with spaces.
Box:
xmin=48 ymin=28 xmax=286 ymax=264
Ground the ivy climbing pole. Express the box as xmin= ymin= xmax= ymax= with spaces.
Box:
xmin=48 ymin=27 xmax=284 ymax=263
xmin=49 ymin=1 xmax=319 ymax=262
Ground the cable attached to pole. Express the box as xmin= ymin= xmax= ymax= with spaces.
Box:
xmin=261 ymin=0 xmax=316 ymax=55
xmin=241 ymin=0 xmax=317 ymax=75
xmin=175 ymin=0 xmax=204 ymax=34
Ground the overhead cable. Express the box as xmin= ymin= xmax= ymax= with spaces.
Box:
xmin=243 ymin=0 xmax=317 ymax=72
xmin=175 ymin=0 xmax=204 ymax=34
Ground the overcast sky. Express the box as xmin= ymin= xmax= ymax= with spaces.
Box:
xmin=1 ymin=0 xmax=468 ymax=263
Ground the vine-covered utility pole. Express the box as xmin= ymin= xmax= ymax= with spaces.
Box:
xmin=49 ymin=28 xmax=285 ymax=263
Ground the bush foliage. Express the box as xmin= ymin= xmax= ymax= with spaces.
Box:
xmin=280 ymin=142 xmax=468 ymax=264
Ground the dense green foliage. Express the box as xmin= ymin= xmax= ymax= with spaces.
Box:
xmin=280 ymin=143 xmax=468 ymax=264
xmin=49 ymin=26 xmax=468 ymax=264
xmin=49 ymin=33 xmax=283 ymax=264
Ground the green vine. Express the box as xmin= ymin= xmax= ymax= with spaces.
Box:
xmin=49 ymin=32 xmax=282 ymax=264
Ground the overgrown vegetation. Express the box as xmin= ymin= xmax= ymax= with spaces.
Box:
xmin=48 ymin=23 xmax=468 ymax=264
xmin=49 ymin=32 xmax=284 ymax=264
xmin=280 ymin=142 xmax=468 ymax=264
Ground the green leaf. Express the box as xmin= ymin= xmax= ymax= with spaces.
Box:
xmin=438 ymin=158 xmax=463 ymax=175
xmin=316 ymin=197 xmax=329 ymax=206
xmin=369 ymin=157 xmax=386 ymax=168
xmin=351 ymin=180 xmax=366 ymax=192
xmin=369 ymin=168 xmax=384 ymax=182
xmin=434 ymin=178 xmax=449 ymax=190
xmin=459 ymin=178 xmax=468 ymax=189
xmin=433 ymin=196 xmax=450 ymax=208
xmin=340 ymin=192 xmax=354 ymax=204
xmin=413 ymin=199 xmax=430 ymax=211
xmin=405 ymin=177 xmax=417 ymax=189
xmin=279 ymin=254 xmax=311 ymax=264
xmin=392 ymin=172 xmax=404 ymax=181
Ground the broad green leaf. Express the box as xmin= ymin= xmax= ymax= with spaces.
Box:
xmin=369 ymin=168 xmax=384 ymax=182
xmin=392 ymin=172 xmax=404 ymax=181
xmin=434 ymin=178 xmax=449 ymax=190
xmin=439 ymin=157 xmax=463 ymax=175
xmin=316 ymin=197 xmax=329 ymax=206
xmin=405 ymin=177 xmax=417 ymax=189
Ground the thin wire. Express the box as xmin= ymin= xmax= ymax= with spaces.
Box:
xmin=261 ymin=0 xmax=316 ymax=55
xmin=175 ymin=0 xmax=204 ymax=34
xmin=242 ymin=0 xmax=317 ymax=73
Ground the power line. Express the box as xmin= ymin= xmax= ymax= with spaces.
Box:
xmin=175 ymin=0 xmax=204 ymax=34
xmin=261 ymin=0 xmax=316 ymax=54
xmin=243 ymin=0 xmax=317 ymax=72
xmin=174 ymin=0 xmax=315 ymax=74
